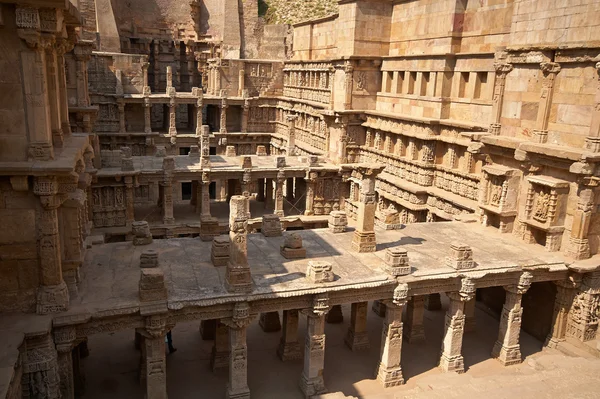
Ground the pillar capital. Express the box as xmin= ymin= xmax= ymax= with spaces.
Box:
xmin=307 ymin=293 xmax=330 ymax=317
xmin=223 ymin=302 xmax=255 ymax=330
xmin=505 ymin=271 xmax=533 ymax=294
xmin=448 ymin=276 xmax=476 ymax=302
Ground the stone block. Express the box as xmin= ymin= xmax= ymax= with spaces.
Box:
xmin=382 ymin=248 xmax=411 ymax=276
xmin=280 ymin=233 xmax=306 ymax=259
xmin=140 ymin=249 xmax=158 ymax=268
xmin=262 ymin=214 xmax=282 ymax=237
xmin=256 ymin=145 xmax=267 ymax=156
xmin=225 ymin=145 xmax=237 ymax=157
xmin=132 ymin=221 xmax=152 ymax=246
xmin=445 ymin=242 xmax=476 ymax=270
xmin=240 ymin=156 xmax=252 ymax=168
xmin=139 ymin=269 xmax=167 ymax=302
xmin=306 ymin=261 xmax=334 ymax=283
xmin=328 ymin=211 xmax=348 ymax=233
xmin=351 ymin=231 xmax=376 ymax=253
xmin=211 ymin=236 xmax=230 ymax=266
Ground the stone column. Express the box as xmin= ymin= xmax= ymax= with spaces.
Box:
xmin=439 ymin=278 xmax=475 ymax=373
xmin=300 ymin=295 xmax=329 ymax=398
xmin=277 ymin=309 xmax=302 ymax=361
xmin=225 ymin=196 xmax=252 ymax=293
xmin=142 ymin=61 xmax=151 ymax=94
xmin=56 ymin=37 xmax=73 ymax=136
xmin=211 ymin=321 xmax=229 ymax=370
xmin=566 ymin=186 xmax=595 ymax=260
xmin=585 ymin=63 xmax=600 ymax=152
xmin=376 ymin=284 xmax=408 ymax=387
xmin=345 ymin=302 xmax=370 ymax=351
xmin=168 ymin=99 xmax=177 ymax=138
xmin=74 ymin=42 xmax=91 ymax=107
xmin=351 ymin=165 xmax=384 ymax=253
xmin=220 ymin=95 xmax=228 ymax=134
xmin=532 ymin=62 xmax=561 ymax=144
xmin=124 ymin=176 xmax=135 ymax=226
xmin=566 ymin=271 xmax=600 ymax=342
xmin=286 ymin=115 xmax=298 ymax=155
xmin=223 ymin=303 xmax=254 ymax=399
xmin=55 ymin=327 xmax=76 ymax=399
xmin=342 ymin=61 xmax=353 ymax=110
xmin=404 ymin=296 xmax=426 ymax=343
xmin=304 ymin=171 xmax=316 ymax=216
xmin=118 ymin=100 xmax=126 ymax=133
xmin=274 ymin=170 xmax=285 ymax=217
xmin=241 ymin=100 xmax=249 ymax=133
xmin=488 ymin=62 xmax=513 ymax=135
xmin=45 ymin=41 xmax=64 ymax=147
xmin=425 ymin=293 xmax=442 ymax=311
xmin=238 ymin=69 xmax=245 ymax=97
xmin=144 ymin=97 xmax=152 ymax=133
xmin=492 ymin=272 xmax=533 ymax=365
xmin=139 ymin=330 xmax=168 ymax=399
xmin=546 ymin=276 xmax=580 ymax=348
xmin=34 ymin=176 xmax=69 ymax=314
xmin=21 ymin=333 xmax=61 ymax=398
xmin=161 ymin=157 xmax=175 ymax=225
xmin=18 ymin=25 xmax=54 ymax=160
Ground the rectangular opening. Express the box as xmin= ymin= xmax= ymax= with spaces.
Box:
xmin=385 ymin=71 xmax=393 ymax=92
xmin=396 ymin=72 xmax=404 ymax=94
xmin=181 ymin=182 xmax=192 ymax=201
xmin=473 ymin=72 xmax=487 ymax=99
xmin=407 ymin=72 xmax=416 ymax=95
xmin=209 ymin=182 xmax=216 ymax=200
xmin=209 ymin=146 xmax=217 ymax=155
xmin=420 ymin=72 xmax=430 ymax=96
xmin=179 ymin=147 xmax=191 ymax=155
xmin=458 ymin=72 xmax=469 ymax=98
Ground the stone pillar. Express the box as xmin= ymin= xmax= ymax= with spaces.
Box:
xmin=260 ymin=311 xmax=281 ymax=332
xmin=118 ymin=100 xmax=126 ymax=133
xmin=492 ymin=272 xmax=533 ymax=365
xmin=55 ymin=327 xmax=77 ymax=399
xmin=124 ymin=176 xmax=135 ymax=225
xmin=142 ymin=61 xmax=151 ymax=94
xmin=45 ymin=41 xmax=64 ymax=147
xmin=257 ymin=178 xmax=265 ymax=202
xmin=274 ymin=171 xmax=285 ymax=217
xmin=211 ymin=321 xmax=230 ymax=370
xmin=566 ymin=186 xmax=595 ymax=260
xmin=300 ymin=295 xmax=329 ymax=398
xmin=304 ymin=171 xmax=316 ymax=216
xmin=488 ymin=62 xmax=513 ymax=135
xmin=223 ymin=303 xmax=254 ymax=399
xmin=18 ymin=26 xmax=55 ymax=160
xmin=546 ymin=276 xmax=579 ymax=348
xmin=286 ymin=115 xmax=298 ymax=155
xmin=241 ymin=100 xmax=249 ymax=133
xmin=21 ymin=333 xmax=61 ymax=398
xmin=439 ymin=278 xmax=475 ymax=373
xmin=404 ymin=296 xmax=426 ymax=343
xmin=220 ymin=95 xmax=228 ymax=134
xmin=277 ymin=309 xmax=302 ymax=361
xmin=376 ymin=284 xmax=408 ymax=387
xmin=566 ymin=271 xmax=600 ymax=342
xmin=74 ymin=42 xmax=91 ymax=107
xmin=345 ymin=302 xmax=369 ymax=351
xmin=532 ymin=62 xmax=561 ymax=144
xmin=56 ymin=38 xmax=73 ymax=137
xmin=351 ymin=165 xmax=384 ymax=253
xmin=200 ymin=174 xmax=211 ymax=219
xmin=585 ymin=63 xmax=600 ymax=152
xmin=225 ymin=196 xmax=252 ymax=293
xmin=168 ymin=99 xmax=177 ymax=138
xmin=144 ymin=97 xmax=152 ymax=133
xmin=343 ymin=61 xmax=353 ymax=110
xmin=161 ymin=157 xmax=175 ymax=225
xmin=34 ymin=176 xmax=69 ymax=314
xmin=139 ymin=331 xmax=168 ymax=399
xmin=238 ymin=69 xmax=245 ymax=97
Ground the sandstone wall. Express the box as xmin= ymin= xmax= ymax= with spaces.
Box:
xmin=293 ymin=16 xmax=338 ymax=61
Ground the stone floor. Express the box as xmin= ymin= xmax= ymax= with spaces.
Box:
xmin=80 ymin=299 xmax=600 ymax=399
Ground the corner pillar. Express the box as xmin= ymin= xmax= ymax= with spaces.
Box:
xmin=300 ymin=299 xmax=328 ymax=398
xmin=376 ymin=284 xmax=408 ymax=387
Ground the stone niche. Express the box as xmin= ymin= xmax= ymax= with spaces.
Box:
xmin=479 ymin=165 xmax=520 ymax=233
xmin=521 ymin=175 xmax=570 ymax=252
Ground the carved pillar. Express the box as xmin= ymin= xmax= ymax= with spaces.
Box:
xmin=566 ymin=271 xmax=600 ymax=342
xmin=585 ymin=63 xmax=600 ymax=152
xmin=45 ymin=41 xmax=64 ymax=147
xmin=161 ymin=157 xmax=175 ymax=225
xmin=73 ymin=42 xmax=91 ymax=107
xmin=492 ymin=272 xmax=533 ymax=365
xmin=304 ymin=171 xmax=316 ymax=216
xmin=56 ymin=37 xmax=73 ymax=136
xmin=35 ymin=176 xmax=69 ymax=314
xmin=142 ymin=61 xmax=151 ymax=95
xmin=533 ymin=62 xmax=561 ymax=144
xmin=300 ymin=295 xmax=329 ymax=398
xmin=223 ymin=303 xmax=255 ymax=399
xmin=124 ymin=176 xmax=135 ymax=225
xmin=18 ymin=24 xmax=55 ymax=160
xmin=187 ymin=48 xmax=195 ymax=90
xmin=168 ymin=99 xmax=177 ymax=137
xmin=404 ymin=296 xmax=426 ymax=343
xmin=138 ymin=330 xmax=168 ymax=399
xmin=22 ymin=334 xmax=61 ymax=398
xmin=345 ymin=302 xmax=369 ymax=351
xmin=566 ymin=186 xmax=595 ymax=260
xmin=144 ymin=97 xmax=152 ymax=133
xmin=55 ymin=327 xmax=77 ymax=399
xmin=376 ymin=284 xmax=408 ymax=387
xmin=211 ymin=321 xmax=229 ymax=370
xmin=238 ymin=69 xmax=245 ymax=97
xmin=225 ymin=196 xmax=252 ymax=293
xmin=118 ymin=100 xmax=126 ymax=133
xmin=351 ymin=165 xmax=384 ymax=253
xmin=265 ymin=178 xmax=274 ymax=210
xmin=343 ymin=61 xmax=353 ymax=110
xmin=220 ymin=96 xmax=228 ymax=134
xmin=488 ymin=62 xmax=513 ymax=135
xmin=546 ymin=275 xmax=580 ymax=348
xmin=286 ymin=115 xmax=298 ymax=155
xmin=439 ymin=278 xmax=475 ymax=373
xmin=241 ymin=100 xmax=249 ymax=133
xmin=278 ymin=309 xmax=302 ymax=361
xmin=274 ymin=170 xmax=285 ymax=217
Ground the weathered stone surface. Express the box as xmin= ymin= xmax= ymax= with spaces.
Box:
xmin=281 ymin=233 xmax=306 ymax=259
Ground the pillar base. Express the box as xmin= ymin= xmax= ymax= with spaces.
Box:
xmin=210 ymin=347 xmax=229 ymax=371
xmin=491 ymin=342 xmax=522 ymax=366
xmin=200 ymin=319 xmax=217 ymax=340
xmin=344 ymin=330 xmax=370 ymax=351
xmin=226 ymin=386 xmax=250 ymax=399
xmin=376 ymin=364 xmax=404 ymax=387
xmin=424 ymin=293 xmax=442 ymax=311
xmin=351 ymin=231 xmax=376 ymax=253
xmin=326 ymin=305 xmax=343 ymax=323
xmin=259 ymin=312 xmax=281 ymax=332
xmin=372 ymin=300 xmax=386 ymax=317
xmin=37 ymin=281 xmax=69 ymax=314
xmin=299 ymin=373 xmax=326 ymax=398
xmin=277 ymin=340 xmax=302 ymax=361
xmin=439 ymin=354 xmax=464 ymax=373
xmin=404 ymin=325 xmax=426 ymax=344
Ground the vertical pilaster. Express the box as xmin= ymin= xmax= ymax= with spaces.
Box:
xmin=224 ymin=303 xmax=254 ymax=399
xmin=141 ymin=332 xmax=168 ymax=399
xmin=488 ymin=62 xmax=513 ymax=135
xmin=220 ymin=95 xmax=228 ymax=133
xmin=56 ymin=37 xmax=73 ymax=136
xmin=225 ymin=196 xmax=252 ymax=293
xmin=274 ymin=171 xmax=285 ymax=217
xmin=345 ymin=302 xmax=370 ymax=351
xmin=118 ymin=100 xmax=126 ymax=133
xmin=161 ymin=157 xmax=175 ymax=225
xmin=585 ymin=63 xmax=600 ymax=152
xmin=300 ymin=295 xmax=328 ymax=398
xmin=376 ymin=284 xmax=408 ymax=387
xmin=532 ymin=62 xmax=561 ymax=144
xmin=45 ymin=41 xmax=64 ymax=147
xmin=546 ymin=276 xmax=580 ymax=348
xmin=304 ymin=171 xmax=316 ymax=216
xmin=278 ymin=309 xmax=302 ymax=361
xmin=351 ymin=165 xmax=384 ymax=253
xmin=404 ymin=296 xmax=426 ymax=343
xmin=54 ymin=327 xmax=77 ymax=399
xmin=492 ymin=272 xmax=533 ymax=365
xmin=286 ymin=115 xmax=297 ymax=155
xmin=241 ymin=100 xmax=249 ymax=133
xmin=566 ymin=186 xmax=594 ymax=260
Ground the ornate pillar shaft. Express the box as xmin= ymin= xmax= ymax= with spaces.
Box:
xmin=566 ymin=271 xmax=600 ymax=342
xmin=546 ymin=280 xmax=578 ymax=348
xmin=201 ymin=182 xmax=211 ymax=218
xmin=161 ymin=182 xmax=174 ymax=224
xmin=439 ymin=293 xmax=467 ymax=373
xmin=274 ymin=172 xmax=285 ymax=217
xmin=220 ymin=97 xmax=228 ymax=134
xmin=376 ymin=286 xmax=408 ymax=388
xmin=227 ymin=326 xmax=250 ymax=399
xmin=300 ymin=308 xmax=327 ymax=397
xmin=489 ymin=63 xmax=513 ymax=135
xmin=124 ymin=177 xmax=135 ymax=225
xmin=45 ymin=43 xmax=63 ymax=147
xmin=533 ymin=62 xmax=561 ymax=143
xmin=142 ymin=334 xmax=168 ymax=399
xmin=404 ymin=296 xmax=426 ymax=343
xmin=168 ymin=101 xmax=177 ymax=137
xmin=567 ymin=186 xmax=594 ymax=260
xmin=286 ymin=115 xmax=297 ymax=155
xmin=351 ymin=165 xmax=384 ymax=253
xmin=225 ymin=196 xmax=252 ymax=293
xmin=277 ymin=309 xmax=302 ymax=361
xmin=304 ymin=173 xmax=315 ymax=216
xmin=57 ymin=349 xmax=75 ymax=399
xmin=241 ymin=102 xmax=249 ymax=133
xmin=238 ymin=69 xmax=245 ymax=97
xmin=144 ymin=99 xmax=152 ymax=134
xmin=345 ymin=302 xmax=370 ymax=351
xmin=74 ymin=47 xmax=90 ymax=108
xmin=56 ymin=39 xmax=72 ymax=136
